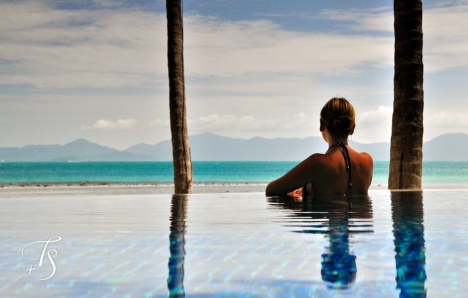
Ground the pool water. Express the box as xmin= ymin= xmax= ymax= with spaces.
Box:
xmin=1 ymin=190 xmax=467 ymax=297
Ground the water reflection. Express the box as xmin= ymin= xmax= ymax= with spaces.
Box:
xmin=391 ymin=191 xmax=427 ymax=297
xmin=167 ymin=195 xmax=188 ymax=298
xmin=268 ymin=195 xmax=373 ymax=289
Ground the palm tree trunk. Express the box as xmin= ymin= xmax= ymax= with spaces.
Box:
xmin=389 ymin=0 xmax=424 ymax=189
xmin=166 ymin=0 xmax=193 ymax=194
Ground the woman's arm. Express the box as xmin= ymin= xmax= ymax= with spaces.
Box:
xmin=265 ymin=155 xmax=317 ymax=196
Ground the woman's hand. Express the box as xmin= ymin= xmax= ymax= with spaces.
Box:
xmin=287 ymin=187 xmax=303 ymax=198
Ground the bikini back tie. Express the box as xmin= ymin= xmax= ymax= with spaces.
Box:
xmin=327 ymin=142 xmax=352 ymax=188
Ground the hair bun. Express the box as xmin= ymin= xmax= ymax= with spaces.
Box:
xmin=320 ymin=97 xmax=356 ymax=138
xmin=333 ymin=116 xmax=351 ymax=132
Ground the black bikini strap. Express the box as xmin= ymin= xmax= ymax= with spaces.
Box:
xmin=327 ymin=142 xmax=352 ymax=188
xmin=339 ymin=143 xmax=352 ymax=188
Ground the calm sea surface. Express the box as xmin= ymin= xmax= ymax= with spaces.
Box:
xmin=1 ymin=161 xmax=468 ymax=185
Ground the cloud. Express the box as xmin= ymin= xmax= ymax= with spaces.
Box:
xmin=425 ymin=111 xmax=468 ymax=127
xmin=354 ymin=108 xmax=468 ymax=143
xmin=82 ymin=118 xmax=137 ymax=130
xmin=318 ymin=4 xmax=468 ymax=73
xmin=0 ymin=1 xmax=393 ymax=89
xmin=424 ymin=108 xmax=468 ymax=141
xmin=148 ymin=119 xmax=169 ymax=128
xmin=318 ymin=8 xmax=393 ymax=32
xmin=150 ymin=107 xmax=395 ymax=143
xmin=423 ymin=4 xmax=468 ymax=72
xmin=184 ymin=15 xmax=393 ymax=77
xmin=357 ymin=106 xmax=392 ymax=125
xmin=352 ymin=106 xmax=392 ymax=143
xmin=149 ymin=112 xmax=316 ymax=137
xmin=1 ymin=1 xmax=468 ymax=91
xmin=0 ymin=1 xmax=167 ymax=88
xmin=189 ymin=113 xmax=313 ymax=132
xmin=5 ymin=1 xmax=468 ymax=90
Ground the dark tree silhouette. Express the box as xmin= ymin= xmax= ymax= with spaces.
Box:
xmin=389 ymin=0 xmax=424 ymax=189
xmin=166 ymin=0 xmax=193 ymax=194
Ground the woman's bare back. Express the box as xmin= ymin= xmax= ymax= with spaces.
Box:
xmin=306 ymin=145 xmax=373 ymax=195
xmin=265 ymin=145 xmax=373 ymax=196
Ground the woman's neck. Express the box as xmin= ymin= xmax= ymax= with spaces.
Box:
xmin=327 ymin=138 xmax=348 ymax=149
xmin=322 ymin=129 xmax=349 ymax=149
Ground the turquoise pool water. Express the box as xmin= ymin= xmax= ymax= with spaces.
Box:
xmin=1 ymin=190 xmax=467 ymax=297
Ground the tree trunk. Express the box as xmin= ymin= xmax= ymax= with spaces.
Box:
xmin=166 ymin=0 xmax=193 ymax=194
xmin=389 ymin=0 xmax=424 ymax=189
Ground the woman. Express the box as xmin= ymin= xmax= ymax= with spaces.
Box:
xmin=265 ymin=97 xmax=373 ymax=196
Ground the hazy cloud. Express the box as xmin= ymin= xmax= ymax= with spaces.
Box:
xmin=424 ymin=4 xmax=468 ymax=72
xmin=352 ymin=106 xmax=392 ymax=143
xmin=82 ymin=118 xmax=137 ymax=130
xmin=184 ymin=16 xmax=393 ymax=77
xmin=424 ymin=108 xmax=468 ymax=141
xmin=318 ymin=8 xmax=393 ymax=32
xmin=148 ymin=119 xmax=169 ymax=128
xmin=426 ymin=111 xmax=468 ymax=127
xmin=2 ymin=1 xmax=466 ymax=88
xmin=191 ymin=113 xmax=312 ymax=133
xmin=357 ymin=106 xmax=392 ymax=125
xmin=0 ymin=1 xmax=393 ymax=89
xmin=318 ymin=4 xmax=468 ymax=73
xmin=148 ymin=112 xmax=315 ymax=137
xmin=0 ymin=1 xmax=166 ymax=88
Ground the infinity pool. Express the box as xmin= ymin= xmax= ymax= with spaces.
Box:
xmin=1 ymin=190 xmax=467 ymax=297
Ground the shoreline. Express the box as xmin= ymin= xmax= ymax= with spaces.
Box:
xmin=1 ymin=182 xmax=467 ymax=197
xmin=0 ymin=182 xmax=268 ymax=197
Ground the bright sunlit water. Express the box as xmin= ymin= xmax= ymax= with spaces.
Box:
xmin=1 ymin=190 xmax=467 ymax=297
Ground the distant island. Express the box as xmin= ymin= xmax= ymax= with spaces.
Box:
xmin=0 ymin=132 xmax=465 ymax=161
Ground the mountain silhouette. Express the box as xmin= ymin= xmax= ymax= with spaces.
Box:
xmin=1 ymin=132 xmax=467 ymax=161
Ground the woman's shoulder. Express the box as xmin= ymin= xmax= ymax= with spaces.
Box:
xmin=349 ymin=147 xmax=373 ymax=162
xmin=296 ymin=153 xmax=330 ymax=173
xmin=305 ymin=147 xmax=373 ymax=168
xmin=348 ymin=147 xmax=374 ymax=176
xmin=305 ymin=152 xmax=329 ymax=164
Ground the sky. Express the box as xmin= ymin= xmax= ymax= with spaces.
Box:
xmin=1 ymin=0 xmax=468 ymax=150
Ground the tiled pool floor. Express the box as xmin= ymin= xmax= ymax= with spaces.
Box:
xmin=1 ymin=190 xmax=467 ymax=297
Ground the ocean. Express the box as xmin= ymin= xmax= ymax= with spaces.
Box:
xmin=1 ymin=161 xmax=468 ymax=186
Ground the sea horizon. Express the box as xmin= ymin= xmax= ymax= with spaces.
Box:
xmin=1 ymin=161 xmax=467 ymax=186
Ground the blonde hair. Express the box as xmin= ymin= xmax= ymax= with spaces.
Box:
xmin=320 ymin=97 xmax=355 ymax=138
